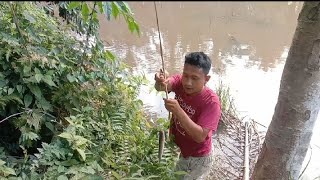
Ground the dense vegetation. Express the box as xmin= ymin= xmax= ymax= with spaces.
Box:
xmin=0 ymin=2 xmax=179 ymax=179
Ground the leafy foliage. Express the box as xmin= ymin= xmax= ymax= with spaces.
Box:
xmin=0 ymin=1 xmax=178 ymax=179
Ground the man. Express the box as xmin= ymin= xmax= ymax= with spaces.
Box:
xmin=154 ymin=52 xmax=221 ymax=179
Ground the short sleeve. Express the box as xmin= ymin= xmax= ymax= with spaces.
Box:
xmin=197 ymin=101 xmax=221 ymax=131
xmin=169 ymin=74 xmax=182 ymax=93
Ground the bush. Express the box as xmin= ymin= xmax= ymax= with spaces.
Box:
xmin=0 ymin=2 xmax=177 ymax=179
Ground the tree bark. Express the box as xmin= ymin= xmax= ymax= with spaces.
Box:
xmin=252 ymin=2 xmax=320 ymax=180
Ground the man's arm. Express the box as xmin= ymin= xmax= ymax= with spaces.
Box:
xmin=175 ymin=109 xmax=209 ymax=143
xmin=163 ymin=99 xmax=209 ymax=143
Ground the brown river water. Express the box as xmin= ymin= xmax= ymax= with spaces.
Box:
xmin=98 ymin=2 xmax=319 ymax=179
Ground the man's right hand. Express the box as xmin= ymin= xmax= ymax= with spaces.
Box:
xmin=154 ymin=69 xmax=169 ymax=91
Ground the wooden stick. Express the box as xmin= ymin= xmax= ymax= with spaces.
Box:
xmin=243 ymin=121 xmax=249 ymax=180
xmin=154 ymin=1 xmax=170 ymax=163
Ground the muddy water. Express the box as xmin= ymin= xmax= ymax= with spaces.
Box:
xmin=99 ymin=2 xmax=319 ymax=178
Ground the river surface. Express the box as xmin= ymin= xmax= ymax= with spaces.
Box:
xmin=98 ymin=2 xmax=319 ymax=179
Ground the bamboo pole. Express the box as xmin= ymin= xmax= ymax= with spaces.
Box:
xmin=154 ymin=1 xmax=170 ymax=163
xmin=243 ymin=121 xmax=249 ymax=180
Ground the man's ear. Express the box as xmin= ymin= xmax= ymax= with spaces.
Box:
xmin=205 ymin=75 xmax=211 ymax=83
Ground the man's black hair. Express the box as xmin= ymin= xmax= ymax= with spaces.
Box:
xmin=184 ymin=52 xmax=212 ymax=75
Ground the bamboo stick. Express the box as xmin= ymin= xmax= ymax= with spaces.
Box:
xmin=243 ymin=121 xmax=249 ymax=180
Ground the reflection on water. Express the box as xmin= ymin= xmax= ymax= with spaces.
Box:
xmin=100 ymin=2 xmax=319 ymax=178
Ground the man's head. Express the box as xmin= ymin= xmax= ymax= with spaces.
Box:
xmin=182 ymin=52 xmax=211 ymax=95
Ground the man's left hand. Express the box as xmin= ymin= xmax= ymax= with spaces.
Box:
xmin=163 ymin=98 xmax=182 ymax=115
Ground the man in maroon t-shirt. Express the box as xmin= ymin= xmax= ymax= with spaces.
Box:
xmin=154 ymin=52 xmax=221 ymax=179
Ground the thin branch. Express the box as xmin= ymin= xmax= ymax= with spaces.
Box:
xmin=0 ymin=110 xmax=32 ymax=124
xmin=0 ymin=108 xmax=56 ymax=125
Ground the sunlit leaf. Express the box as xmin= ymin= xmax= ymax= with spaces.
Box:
xmin=59 ymin=132 xmax=73 ymax=140
xmin=29 ymin=112 xmax=41 ymax=130
xmin=105 ymin=50 xmax=115 ymax=61
xmin=67 ymin=74 xmax=76 ymax=82
xmin=1 ymin=166 xmax=16 ymax=177
xmin=6 ymin=49 xmax=10 ymax=61
xmin=23 ymin=11 xmax=36 ymax=23
xmin=35 ymin=74 xmax=43 ymax=83
xmin=7 ymin=88 xmax=14 ymax=95
xmin=43 ymin=75 xmax=57 ymax=87
xmin=76 ymin=148 xmax=86 ymax=161
xmin=116 ymin=2 xmax=131 ymax=14
xmin=82 ymin=3 xmax=90 ymax=21
xmin=128 ymin=20 xmax=135 ymax=33
xmin=68 ymin=2 xmax=81 ymax=10
xmin=57 ymin=175 xmax=68 ymax=180
xmin=111 ymin=2 xmax=120 ymax=19
xmin=97 ymin=2 xmax=103 ymax=13
xmin=0 ymin=160 xmax=5 ymax=166
xmin=23 ymin=66 xmax=31 ymax=74
xmin=34 ymin=68 xmax=41 ymax=74
xmin=111 ymin=170 xmax=121 ymax=180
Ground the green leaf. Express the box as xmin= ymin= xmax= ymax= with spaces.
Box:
xmin=59 ymin=159 xmax=79 ymax=167
xmin=67 ymin=74 xmax=76 ymax=83
xmin=0 ymin=32 xmax=19 ymax=46
xmin=2 ymin=167 xmax=16 ymax=176
xmin=117 ymin=2 xmax=132 ymax=14
xmin=174 ymin=171 xmax=188 ymax=175
xmin=29 ymin=112 xmax=41 ymax=130
xmin=43 ymin=75 xmax=56 ymax=87
xmin=24 ymin=94 xmax=33 ymax=107
xmin=76 ymin=148 xmax=86 ymax=161
xmin=7 ymin=88 xmax=14 ymax=95
xmin=57 ymin=175 xmax=68 ymax=180
xmin=103 ymin=2 xmax=112 ymax=20
xmin=74 ymin=135 xmax=90 ymax=147
xmin=16 ymin=85 xmax=22 ymax=93
xmin=26 ymin=27 xmax=41 ymax=43
xmin=59 ymin=132 xmax=73 ymax=140
xmin=81 ymin=175 xmax=104 ymax=180
xmin=6 ymin=50 xmax=11 ymax=61
xmin=82 ymin=3 xmax=90 ymax=21
xmin=35 ymin=74 xmax=43 ymax=83
xmin=23 ymin=66 xmax=31 ymax=74
xmin=134 ymin=21 xmax=140 ymax=35
xmin=28 ymin=85 xmax=42 ymax=98
xmin=0 ymin=80 xmax=6 ymax=88
xmin=97 ymin=2 xmax=104 ymax=13
xmin=45 ymin=122 xmax=54 ymax=132
xmin=111 ymin=2 xmax=120 ymax=19
xmin=37 ymin=97 xmax=52 ymax=111
xmin=111 ymin=171 xmax=121 ymax=180
xmin=47 ymin=70 xmax=55 ymax=76
xmin=23 ymin=131 xmax=39 ymax=141
xmin=105 ymin=50 xmax=115 ymax=61
xmin=0 ymin=159 xmax=5 ymax=166
xmin=128 ymin=19 xmax=135 ymax=33
xmin=78 ymin=75 xmax=85 ymax=83
xmin=23 ymin=11 xmax=36 ymax=23
xmin=68 ymin=2 xmax=81 ymax=10
xmin=34 ymin=68 xmax=41 ymax=74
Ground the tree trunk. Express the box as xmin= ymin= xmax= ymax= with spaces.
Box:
xmin=252 ymin=2 xmax=320 ymax=180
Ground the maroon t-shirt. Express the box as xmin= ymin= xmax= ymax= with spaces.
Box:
xmin=169 ymin=74 xmax=221 ymax=158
